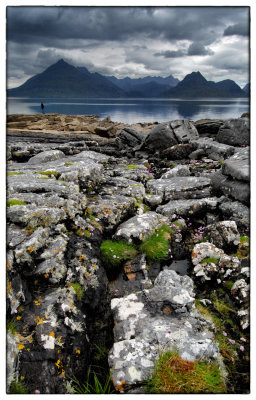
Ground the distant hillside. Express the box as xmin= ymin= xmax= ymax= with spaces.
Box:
xmin=243 ymin=83 xmax=250 ymax=94
xmin=8 ymin=59 xmax=126 ymax=98
xmin=107 ymin=74 xmax=179 ymax=92
xmin=161 ymin=71 xmax=247 ymax=98
xmin=8 ymin=60 xmax=248 ymax=99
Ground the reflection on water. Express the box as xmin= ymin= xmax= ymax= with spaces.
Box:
xmin=7 ymin=97 xmax=249 ymax=123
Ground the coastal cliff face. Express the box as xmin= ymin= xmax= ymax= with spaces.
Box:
xmin=6 ymin=114 xmax=249 ymax=394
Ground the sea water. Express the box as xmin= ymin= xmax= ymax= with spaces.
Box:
xmin=7 ymin=97 xmax=249 ymax=124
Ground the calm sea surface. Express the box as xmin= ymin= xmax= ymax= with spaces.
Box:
xmin=7 ymin=97 xmax=249 ymax=124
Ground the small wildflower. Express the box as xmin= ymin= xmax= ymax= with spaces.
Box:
xmin=88 ymin=225 xmax=94 ymax=232
xmin=114 ymin=289 xmax=119 ymax=293
xmin=13 ymin=309 xmax=18 ymax=314
xmin=240 ymin=337 xmax=247 ymax=342
xmin=222 ymin=331 xmax=228 ymax=337
xmin=81 ymin=232 xmax=84 ymax=236
xmin=228 ymin=339 xmax=236 ymax=345
xmin=240 ymin=345 xmax=245 ymax=352
xmin=35 ymin=390 xmax=40 ymax=394
xmin=168 ymin=329 xmax=171 ymax=334
xmin=231 ymin=357 xmax=234 ymax=362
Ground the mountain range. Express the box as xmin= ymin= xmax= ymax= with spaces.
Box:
xmin=8 ymin=59 xmax=248 ymax=99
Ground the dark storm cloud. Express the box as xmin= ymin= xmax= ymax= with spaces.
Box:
xmin=154 ymin=50 xmax=186 ymax=58
xmin=187 ymin=42 xmax=214 ymax=56
xmin=7 ymin=6 xmax=249 ymax=47
xmin=223 ymin=23 xmax=249 ymax=37
xmin=6 ymin=6 xmax=250 ymax=87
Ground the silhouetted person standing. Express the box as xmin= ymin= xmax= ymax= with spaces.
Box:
xmin=41 ymin=102 xmax=45 ymax=113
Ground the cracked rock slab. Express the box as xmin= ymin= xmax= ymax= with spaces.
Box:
xmin=114 ymin=211 xmax=168 ymax=243
xmin=147 ymin=176 xmax=211 ymax=202
xmin=157 ymin=197 xmax=220 ymax=217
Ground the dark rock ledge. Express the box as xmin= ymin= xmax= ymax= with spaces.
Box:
xmin=6 ymin=114 xmax=250 ymax=394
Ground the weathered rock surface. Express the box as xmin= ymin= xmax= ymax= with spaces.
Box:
xmin=190 ymin=137 xmax=235 ymax=160
xmin=216 ymin=118 xmax=249 ymax=146
xmin=157 ymin=197 xmax=220 ymax=218
xmin=211 ymin=170 xmax=249 ymax=205
xmin=108 ymin=270 xmax=220 ymax=391
xmin=147 ymin=176 xmax=212 ymax=202
xmin=222 ymin=147 xmax=249 ymax=182
xmin=142 ymin=119 xmax=199 ymax=151
xmin=114 ymin=211 xmax=168 ymax=243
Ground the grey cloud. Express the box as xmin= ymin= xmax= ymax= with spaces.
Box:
xmin=224 ymin=23 xmax=249 ymax=37
xmin=187 ymin=42 xmax=214 ymax=56
xmin=154 ymin=50 xmax=186 ymax=58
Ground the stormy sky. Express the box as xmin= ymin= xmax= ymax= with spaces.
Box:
xmin=7 ymin=6 xmax=250 ymax=88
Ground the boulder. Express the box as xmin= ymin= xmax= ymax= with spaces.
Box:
xmin=211 ymin=170 xmax=249 ymax=205
xmin=157 ymin=197 xmax=220 ymax=218
xmin=27 ymin=150 xmax=66 ymax=164
xmin=190 ymin=137 xmax=235 ymax=160
xmin=142 ymin=122 xmax=178 ymax=151
xmin=147 ymin=176 xmax=212 ymax=202
xmin=160 ymin=165 xmax=190 ymax=179
xmin=216 ymin=118 xmax=249 ymax=146
xmin=205 ymin=221 xmax=240 ymax=249
xmin=219 ymin=200 xmax=249 ymax=229
xmin=114 ymin=211 xmax=168 ymax=243
xmin=222 ymin=147 xmax=249 ymax=182
xmin=194 ymin=119 xmax=224 ymax=137
xmin=115 ymin=127 xmax=146 ymax=150
xmin=170 ymin=119 xmax=199 ymax=143
xmin=161 ymin=143 xmax=194 ymax=160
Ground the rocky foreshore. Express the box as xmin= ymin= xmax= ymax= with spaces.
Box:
xmin=6 ymin=113 xmax=250 ymax=394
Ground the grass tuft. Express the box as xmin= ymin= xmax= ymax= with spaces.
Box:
xmin=7 ymin=199 xmax=27 ymax=207
xmin=100 ymin=240 xmax=137 ymax=268
xmin=139 ymin=225 xmax=172 ymax=261
xmin=146 ymin=350 xmax=226 ymax=394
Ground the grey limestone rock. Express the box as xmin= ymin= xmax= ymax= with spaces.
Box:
xmin=160 ymin=164 xmax=190 ymax=179
xmin=108 ymin=269 xmax=220 ymax=391
xmin=216 ymin=118 xmax=249 ymax=146
xmin=205 ymin=220 xmax=240 ymax=249
xmin=157 ymin=197 xmax=220 ymax=218
xmin=143 ymin=122 xmax=178 ymax=150
xmin=116 ymin=127 xmax=146 ymax=150
xmin=27 ymin=149 xmax=66 ymax=164
xmin=211 ymin=170 xmax=249 ymax=204
xmin=219 ymin=200 xmax=249 ymax=229
xmin=222 ymin=147 xmax=249 ymax=182
xmin=114 ymin=211 xmax=168 ymax=243
xmin=190 ymin=137 xmax=235 ymax=160
xmin=147 ymin=176 xmax=211 ymax=202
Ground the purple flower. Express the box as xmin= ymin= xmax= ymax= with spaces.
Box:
xmin=88 ymin=225 xmax=94 ymax=232
xmin=228 ymin=339 xmax=235 ymax=345
xmin=240 ymin=345 xmax=245 ymax=352
xmin=222 ymin=331 xmax=227 ymax=337
xmin=168 ymin=329 xmax=171 ymax=334
xmin=114 ymin=289 xmax=119 ymax=293
xmin=240 ymin=337 xmax=247 ymax=342
xmin=35 ymin=390 xmax=40 ymax=394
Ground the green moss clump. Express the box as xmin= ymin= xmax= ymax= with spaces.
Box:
xmin=36 ymin=170 xmax=59 ymax=178
xmin=146 ymin=350 xmax=226 ymax=394
xmin=9 ymin=381 xmax=28 ymax=394
xmin=240 ymin=236 xmax=249 ymax=244
xmin=69 ymin=283 xmax=84 ymax=300
xmin=7 ymin=171 xmax=24 ymax=175
xmin=65 ymin=162 xmax=74 ymax=166
xmin=201 ymin=257 xmax=219 ymax=264
xmin=7 ymin=318 xmax=18 ymax=335
xmin=223 ymin=281 xmax=234 ymax=290
xmin=100 ymin=240 xmax=137 ymax=268
xmin=7 ymin=199 xmax=27 ymax=207
xmin=125 ymin=164 xmax=140 ymax=170
xmin=139 ymin=225 xmax=172 ymax=261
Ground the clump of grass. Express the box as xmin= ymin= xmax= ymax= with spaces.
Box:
xmin=210 ymin=292 xmax=235 ymax=318
xmin=9 ymin=381 xmax=28 ymax=394
xmin=139 ymin=225 xmax=172 ymax=261
xmin=7 ymin=199 xmax=27 ymax=207
xmin=7 ymin=172 xmax=24 ymax=175
xmin=69 ymin=282 xmax=84 ymax=300
xmin=36 ymin=170 xmax=59 ymax=178
xmin=65 ymin=162 xmax=74 ymax=166
xmin=68 ymin=368 xmax=114 ymax=394
xmin=146 ymin=350 xmax=226 ymax=394
xmin=76 ymin=228 xmax=90 ymax=237
xmin=100 ymin=240 xmax=137 ymax=268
